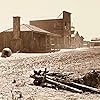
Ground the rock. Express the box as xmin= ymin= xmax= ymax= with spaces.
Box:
xmin=1 ymin=48 xmax=12 ymax=57
xmin=83 ymin=70 xmax=100 ymax=88
xmin=11 ymin=90 xmax=22 ymax=99
xmin=12 ymin=79 xmax=16 ymax=83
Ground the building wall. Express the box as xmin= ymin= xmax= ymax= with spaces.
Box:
xmin=30 ymin=19 xmax=64 ymax=49
xmin=0 ymin=31 xmax=21 ymax=52
xmin=0 ymin=31 xmax=51 ymax=53
xmin=30 ymin=11 xmax=71 ymax=49
xmin=71 ymin=33 xmax=84 ymax=48
xmin=0 ymin=33 xmax=5 ymax=51
xmin=20 ymin=31 xmax=50 ymax=52
xmin=30 ymin=19 xmax=63 ymax=35
xmin=90 ymin=41 xmax=100 ymax=47
xmin=0 ymin=32 xmax=13 ymax=50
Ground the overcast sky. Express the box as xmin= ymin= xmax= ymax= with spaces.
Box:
xmin=0 ymin=0 xmax=100 ymax=41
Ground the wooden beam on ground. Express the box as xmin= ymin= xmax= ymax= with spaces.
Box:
xmin=70 ymin=82 xmax=100 ymax=93
xmin=46 ymin=75 xmax=100 ymax=93
xmin=46 ymin=78 xmax=83 ymax=93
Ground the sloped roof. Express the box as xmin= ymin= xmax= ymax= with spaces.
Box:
xmin=3 ymin=24 xmax=61 ymax=37
xmin=91 ymin=41 xmax=100 ymax=43
xmin=91 ymin=37 xmax=100 ymax=41
xmin=4 ymin=24 xmax=50 ymax=33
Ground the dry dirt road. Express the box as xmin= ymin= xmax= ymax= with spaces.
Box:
xmin=0 ymin=47 xmax=100 ymax=100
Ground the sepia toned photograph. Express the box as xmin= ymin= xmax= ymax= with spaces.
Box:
xmin=0 ymin=0 xmax=100 ymax=99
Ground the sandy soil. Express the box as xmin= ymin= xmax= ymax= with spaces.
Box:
xmin=0 ymin=47 xmax=100 ymax=100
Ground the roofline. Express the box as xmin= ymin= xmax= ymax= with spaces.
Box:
xmin=1 ymin=24 xmax=61 ymax=37
xmin=63 ymin=11 xmax=72 ymax=14
xmin=90 ymin=41 xmax=100 ymax=43
xmin=30 ymin=18 xmax=63 ymax=22
xmin=13 ymin=16 xmax=20 ymax=18
xmin=1 ymin=30 xmax=61 ymax=37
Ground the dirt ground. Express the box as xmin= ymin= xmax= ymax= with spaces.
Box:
xmin=0 ymin=47 xmax=100 ymax=100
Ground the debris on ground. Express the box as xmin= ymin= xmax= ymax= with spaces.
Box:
xmin=1 ymin=47 xmax=100 ymax=99
xmin=11 ymin=90 xmax=23 ymax=100
xmin=74 ymin=70 xmax=100 ymax=88
xmin=30 ymin=68 xmax=100 ymax=94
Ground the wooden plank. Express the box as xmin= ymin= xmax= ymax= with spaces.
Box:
xmin=46 ymin=78 xmax=83 ymax=93
xmin=70 ymin=82 xmax=100 ymax=93
xmin=46 ymin=75 xmax=100 ymax=93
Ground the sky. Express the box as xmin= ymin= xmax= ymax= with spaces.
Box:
xmin=0 ymin=0 xmax=100 ymax=41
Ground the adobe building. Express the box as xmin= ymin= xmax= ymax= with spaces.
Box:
xmin=0 ymin=17 xmax=60 ymax=53
xmin=30 ymin=11 xmax=71 ymax=49
xmin=71 ymin=31 xmax=84 ymax=48
xmin=90 ymin=38 xmax=100 ymax=47
xmin=0 ymin=11 xmax=72 ymax=52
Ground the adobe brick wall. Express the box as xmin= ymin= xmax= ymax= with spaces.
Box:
xmin=2 ymin=32 xmax=13 ymax=48
xmin=0 ymin=31 xmax=51 ymax=53
xmin=30 ymin=11 xmax=71 ymax=49
xmin=71 ymin=33 xmax=84 ymax=48
xmin=0 ymin=33 xmax=5 ymax=51
xmin=30 ymin=19 xmax=64 ymax=36
xmin=0 ymin=31 xmax=22 ymax=52
xmin=20 ymin=31 xmax=50 ymax=53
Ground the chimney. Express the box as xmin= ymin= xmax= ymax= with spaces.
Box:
xmin=63 ymin=11 xmax=71 ymax=31
xmin=63 ymin=11 xmax=71 ymax=48
xmin=13 ymin=16 xmax=20 ymax=39
xmin=63 ymin=11 xmax=66 ymax=20
xmin=63 ymin=11 xmax=71 ymax=20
